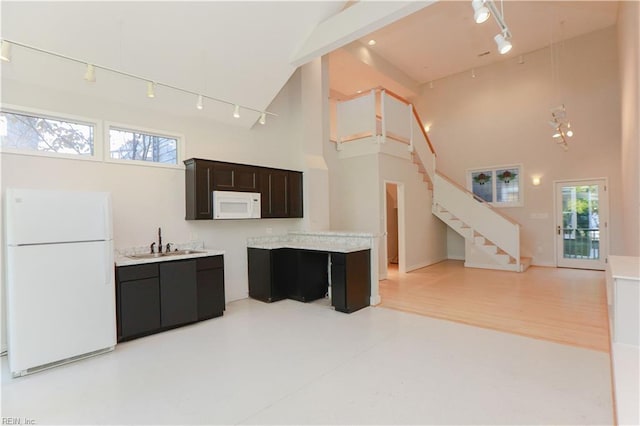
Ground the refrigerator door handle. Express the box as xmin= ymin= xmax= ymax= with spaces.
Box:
xmin=105 ymin=243 xmax=113 ymax=285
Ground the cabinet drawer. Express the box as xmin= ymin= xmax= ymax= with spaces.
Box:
xmin=117 ymin=263 xmax=159 ymax=282
xmin=197 ymin=255 xmax=223 ymax=270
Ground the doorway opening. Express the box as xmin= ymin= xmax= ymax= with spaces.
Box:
xmin=382 ymin=181 xmax=405 ymax=281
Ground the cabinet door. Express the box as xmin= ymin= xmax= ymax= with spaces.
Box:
xmin=288 ymin=171 xmax=303 ymax=218
xmin=185 ymin=159 xmax=214 ymax=220
xmin=235 ymin=165 xmax=259 ymax=191
xmin=260 ymin=169 xmax=289 ymax=218
xmin=298 ymin=250 xmax=328 ymax=302
xmin=119 ymin=277 xmax=161 ymax=340
xmin=212 ymin=163 xmax=236 ymax=190
xmin=160 ymin=260 xmax=198 ymax=327
xmin=197 ymin=267 xmax=225 ymax=320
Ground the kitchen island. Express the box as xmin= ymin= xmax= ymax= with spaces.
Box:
xmin=247 ymin=231 xmax=375 ymax=313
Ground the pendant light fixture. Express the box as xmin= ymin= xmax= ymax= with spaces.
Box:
xmin=196 ymin=94 xmax=203 ymax=110
xmin=259 ymin=112 xmax=266 ymax=125
xmin=233 ymin=104 xmax=240 ymax=118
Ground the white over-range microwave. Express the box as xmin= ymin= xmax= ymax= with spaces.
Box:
xmin=212 ymin=190 xmax=261 ymax=219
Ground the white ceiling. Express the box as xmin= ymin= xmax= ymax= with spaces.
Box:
xmin=329 ymin=1 xmax=619 ymax=99
xmin=1 ymin=1 xmax=345 ymax=127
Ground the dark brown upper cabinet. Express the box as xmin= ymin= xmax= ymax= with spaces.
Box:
xmin=184 ymin=158 xmax=303 ymax=220
xmin=212 ymin=162 xmax=259 ymax=192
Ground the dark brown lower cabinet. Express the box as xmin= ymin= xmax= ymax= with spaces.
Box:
xmin=160 ymin=260 xmax=198 ymax=328
xmin=196 ymin=255 xmax=225 ymax=320
xmin=247 ymin=247 xmax=370 ymax=313
xmin=330 ymin=250 xmax=371 ymax=313
xmin=116 ymin=255 xmax=225 ymax=342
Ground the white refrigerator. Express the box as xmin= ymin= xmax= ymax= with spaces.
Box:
xmin=5 ymin=188 xmax=116 ymax=377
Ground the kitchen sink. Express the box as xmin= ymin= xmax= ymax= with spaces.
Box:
xmin=126 ymin=249 xmax=205 ymax=259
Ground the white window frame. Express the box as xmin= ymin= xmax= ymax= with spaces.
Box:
xmin=104 ymin=121 xmax=184 ymax=170
xmin=0 ymin=104 xmax=103 ymax=162
xmin=466 ymin=163 xmax=524 ymax=208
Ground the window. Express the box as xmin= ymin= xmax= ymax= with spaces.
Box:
xmin=0 ymin=110 xmax=95 ymax=157
xmin=109 ymin=127 xmax=179 ymax=165
xmin=467 ymin=165 xmax=522 ymax=207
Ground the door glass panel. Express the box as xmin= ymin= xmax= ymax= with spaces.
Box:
xmin=561 ymin=185 xmax=600 ymax=260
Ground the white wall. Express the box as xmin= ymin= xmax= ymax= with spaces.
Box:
xmin=378 ymin=154 xmax=447 ymax=272
xmin=617 ymin=1 xmax=640 ymax=256
xmin=415 ymin=27 xmax=622 ymax=266
xmin=1 ymin=58 xmax=323 ymax=351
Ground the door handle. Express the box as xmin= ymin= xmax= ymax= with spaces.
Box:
xmin=557 ymin=226 xmax=561 ymax=235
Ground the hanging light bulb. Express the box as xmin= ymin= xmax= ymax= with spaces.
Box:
xmin=147 ymin=81 xmax=156 ymax=98
xmin=494 ymin=33 xmax=512 ymax=55
xmin=84 ymin=64 xmax=96 ymax=82
xmin=233 ymin=104 xmax=240 ymax=118
xmin=1 ymin=40 xmax=12 ymax=62
xmin=196 ymin=94 xmax=203 ymax=110
xmin=259 ymin=112 xmax=266 ymax=125
xmin=471 ymin=0 xmax=490 ymax=24
xmin=566 ymin=123 xmax=573 ymax=137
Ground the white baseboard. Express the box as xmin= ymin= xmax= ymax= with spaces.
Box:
xmin=464 ymin=261 xmax=517 ymax=272
xmin=370 ymin=294 xmax=381 ymax=305
xmin=406 ymin=256 xmax=448 ymax=273
xmin=447 ymin=255 xmax=465 ymax=261
xmin=531 ymin=261 xmax=556 ymax=267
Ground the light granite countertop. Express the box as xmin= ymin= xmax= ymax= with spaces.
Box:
xmin=247 ymin=241 xmax=369 ymax=253
xmin=115 ymin=249 xmax=225 ymax=267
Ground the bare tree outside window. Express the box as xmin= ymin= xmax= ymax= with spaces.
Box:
xmin=109 ymin=128 xmax=177 ymax=164
xmin=0 ymin=111 xmax=94 ymax=155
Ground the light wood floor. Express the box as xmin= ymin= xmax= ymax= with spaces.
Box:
xmin=379 ymin=260 xmax=610 ymax=352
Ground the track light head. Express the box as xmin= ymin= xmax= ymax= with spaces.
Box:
xmin=1 ymin=40 xmax=12 ymax=62
xmin=494 ymin=33 xmax=512 ymax=54
xmin=196 ymin=94 xmax=203 ymax=110
xmin=259 ymin=113 xmax=266 ymax=125
xmin=471 ymin=0 xmax=490 ymax=24
xmin=233 ymin=104 xmax=240 ymax=118
xmin=84 ymin=64 xmax=96 ymax=82
xmin=147 ymin=81 xmax=155 ymax=98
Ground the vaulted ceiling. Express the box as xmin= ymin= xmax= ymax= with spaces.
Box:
xmin=1 ymin=1 xmax=620 ymax=125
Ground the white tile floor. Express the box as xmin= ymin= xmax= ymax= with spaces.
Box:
xmin=2 ymin=298 xmax=614 ymax=425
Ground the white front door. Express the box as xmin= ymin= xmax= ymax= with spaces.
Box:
xmin=555 ymin=179 xmax=608 ymax=270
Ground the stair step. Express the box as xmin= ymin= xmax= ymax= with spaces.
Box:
xmin=474 ymin=236 xmax=486 ymax=245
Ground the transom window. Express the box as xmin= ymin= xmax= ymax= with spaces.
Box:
xmin=467 ymin=165 xmax=523 ymax=207
xmin=0 ymin=110 xmax=95 ymax=156
xmin=109 ymin=127 xmax=178 ymax=165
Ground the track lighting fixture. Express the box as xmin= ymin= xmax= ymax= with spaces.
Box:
xmin=471 ymin=0 xmax=490 ymax=24
xmin=0 ymin=37 xmax=277 ymax=123
xmin=84 ymin=64 xmax=96 ymax=82
xmin=494 ymin=32 xmax=512 ymax=55
xmin=1 ymin=40 xmax=11 ymax=62
xmin=146 ymin=81 xmax=156 ymax=98
xmin=471 ymin=0 xmax=513 ymax=55
xmin=259 ymin=112 xmax=266 ymax=125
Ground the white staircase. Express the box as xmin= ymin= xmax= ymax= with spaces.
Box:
xmin=333 ymin=88 xmax=530 ymax=272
